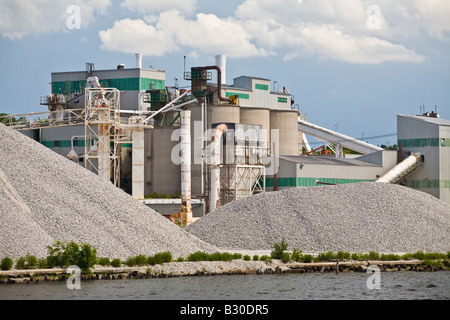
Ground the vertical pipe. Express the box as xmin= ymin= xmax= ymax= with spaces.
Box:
xmin=131 ymin=116 xmax=145 ymax=200
xmin=98 ymin=109 xmax=111 ymax=183
xmin=180 ymin=110 xmax=192 ymax=226
xmin=201 ymin=102 xmax=204 ymax=196
xmin=135 ymin=53 xmax=143 ymax=69
xmin=210 ymin=123 xmax=227 ymax=211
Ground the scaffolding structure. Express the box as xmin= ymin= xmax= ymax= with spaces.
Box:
xmin=84 ymin=87 xmax=122 ymax=186
xmin=220 ymin=164 xmax=265 ymax=205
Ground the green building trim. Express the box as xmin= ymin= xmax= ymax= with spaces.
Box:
xmin=255 ymin=83 xmax=269 ymax=91
xmin=265 ymin=177 xmax=373 ymax=188
xmin=398 ymin=138 xmax=450 ymax=148
xmin=406 ymin=180 xmax=450 ymax=189
xmin=226 ymin=92 xmax=250 ymax=99
xmin=52 ymin=78 xmax=165 ymax=94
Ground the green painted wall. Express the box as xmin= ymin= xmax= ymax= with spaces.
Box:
xmin=406 ymin=180 xmax=450 ymax=189
xmin=255 ymin=83 xmax=269 ymax=90
xmin=398 ymin=138 xmax=450 ymax=148
xmin=265 ymin=177 xmax=373 ymax=188
xmin=52 ymin=78 xmax=165 ymax=94
xmin=226 ymin=92 xmax=249 ymax=99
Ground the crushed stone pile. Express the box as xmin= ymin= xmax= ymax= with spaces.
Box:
xmin=186 ymin=182 xmax=450 ymax=253
xmin=0 ymin=124 xmax=216 ymax=260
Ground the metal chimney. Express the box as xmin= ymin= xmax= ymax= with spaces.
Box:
xmin=215 ymin=55 xmax=226 ymax=85
xmin=135 ymin=53 xmax=143 ymax=69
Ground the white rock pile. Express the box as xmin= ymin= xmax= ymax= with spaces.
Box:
xmin=186 ymin=182 xmax=450 ymax=253
xmin=0 ymin=124 xmax=216 ymax=260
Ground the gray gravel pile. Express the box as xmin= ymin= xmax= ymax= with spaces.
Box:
xmin=186 ymin=182 xmax=450 ymax=253
xmin=0 ymin=124 xmax=216 ymax=260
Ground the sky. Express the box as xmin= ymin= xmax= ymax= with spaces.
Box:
xmin=1 ymin=0 xmax=449 ymax=147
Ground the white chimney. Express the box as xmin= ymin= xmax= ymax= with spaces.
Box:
xmin=215 ymin=55 xmax=226 ymax=85
xmin=135 ymin=53 xmax=143 ymax=69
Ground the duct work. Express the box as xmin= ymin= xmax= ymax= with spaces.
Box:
xmin=187 ymin=65 xmax=233 ymax=103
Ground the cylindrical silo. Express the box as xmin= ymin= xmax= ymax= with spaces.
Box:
xmin=208 ymin=105 xmax=240 ymax=127
xmin=270 ymin=110 xmax=299 ymax=156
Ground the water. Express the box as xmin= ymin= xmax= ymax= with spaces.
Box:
xmin=1 ymin=271 xmax=448 ymax=300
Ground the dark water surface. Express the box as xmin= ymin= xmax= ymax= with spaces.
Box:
xmin=0 ymin=271 xmax=448 ymax=300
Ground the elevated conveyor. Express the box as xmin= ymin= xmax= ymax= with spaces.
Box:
xmin=298 ymin=119 xmax=383 ymax=156
xmin=375 ymin=153 xmax=421 ymax=184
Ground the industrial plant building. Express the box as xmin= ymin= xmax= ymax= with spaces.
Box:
xmin=3 ymin=54 xmax=449 ymax=225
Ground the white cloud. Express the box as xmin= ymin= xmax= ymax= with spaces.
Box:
xmin=98 ymin=0 xmax=448 ymax=64
xmin=99 ymin=10 xmax=268 ymax=58
xmin=120 ymin=0 xmax=197 ymax=15
xmin=99 ymin=18 xmax=178 ymax=56
xmin=0 ymin=0 xmax=111 ymax=40
xmin=285 ymin=24 xmax=425 ymax=64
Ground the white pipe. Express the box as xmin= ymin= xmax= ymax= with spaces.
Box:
xmin=215 ymin=55 xmax=226 ymax=85
xmin=180 ymin=110 xmax=192 ymax=226
xmin=210 ymin=123 xmax=227 ymax=211
xmin=159 ymin=98 xmax=197 ymax=113
xmin=201 ymin=102 xmax=204 ymax=196
xmin=376 ymin=153 xmax=420 ymax=184
xmin=143 ymin=90 xmax=191 ymax=123
xmin=131 ymin=116 xmax=145 ymax=200
xmin=136 ymin=53 xmax=143 ymax=69
xmin=138 ymin=90 xmax=146 ymax=112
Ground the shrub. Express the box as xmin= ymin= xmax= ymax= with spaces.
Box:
xmin=281 ymin=252 xmax=291 ymax=263
xmin=98 ymin=257 xmax=111 ymax=266
xmin=135 ymin=254 xmax=147 ymax=266
xmin=38 ymin=258 xmax=47 ymax=269
xmin=151 ymin=252 xmax=173 ymax=265
xmin=208 ymin=252 xmax=222 ymax=261
xmin=46 ymin=241 xmax=97 ymax=271
xmin=252 ymin=255 xmax=259 ymax=261
xmin=291 ymin=248 xmax=303 ymax=262
xmin=336 ymin=251 xmax=350 ymax=260
xmin=243 ymin=255 xmax=251 ymax=261
xmin=220 ymin=252 xmax=234 ymax=261
xmin=125 ymin=256 xmax=137 ymax=267
xmin=271 ymin=238 xmax=288 ymax=259
xmin=15 ymin=257 xmax=26 ymax=269
xmin=302 ymin=254 xmax=313 ymax=263
xmin=111 ymin=258 xmax=121 ymax=268
xmin=233 ymin=253 xmax=242 ymax=260
xmin=1 ymin=257 xmax=13 ymax=271
xmin=380 ymin=253 xmax=401 ymax=261
xmin=25 ymin=254 xmax=38 ymax=269
xmin=317 ymin=251 xmax=335 ymax=262
xmin=368 ymin=251 xmax=380 ymax=260
xmin=176 ymin=257 xmax=185 ymax=262
xmin=351 ymin=253 xmax=360 ymax=261
xmin=187 ymin=251 xmax=210 ymax=262
xmin=260 ymin=255 xmax=271 ymax=262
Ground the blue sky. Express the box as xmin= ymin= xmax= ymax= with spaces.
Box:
xmin=1 ymin=0 xmax=449 ymax=147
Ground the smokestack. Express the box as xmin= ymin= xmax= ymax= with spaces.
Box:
xmin=135 ymin=53 xmax=143 ymax=69
xmin=215 ymin=55 xmax=226 ymax=85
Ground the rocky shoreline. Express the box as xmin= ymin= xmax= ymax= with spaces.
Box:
xmin=1 ymin=259 xmax=446 ymax=285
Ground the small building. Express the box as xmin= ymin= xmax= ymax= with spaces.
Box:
xmin=265 ymin=151 xmax=398 ymax=190
xmin=397 ymin=114 xmax=450 ymax=204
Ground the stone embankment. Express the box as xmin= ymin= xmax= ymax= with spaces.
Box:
xmin=1 ymin=259 xmax=444 ymax=285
